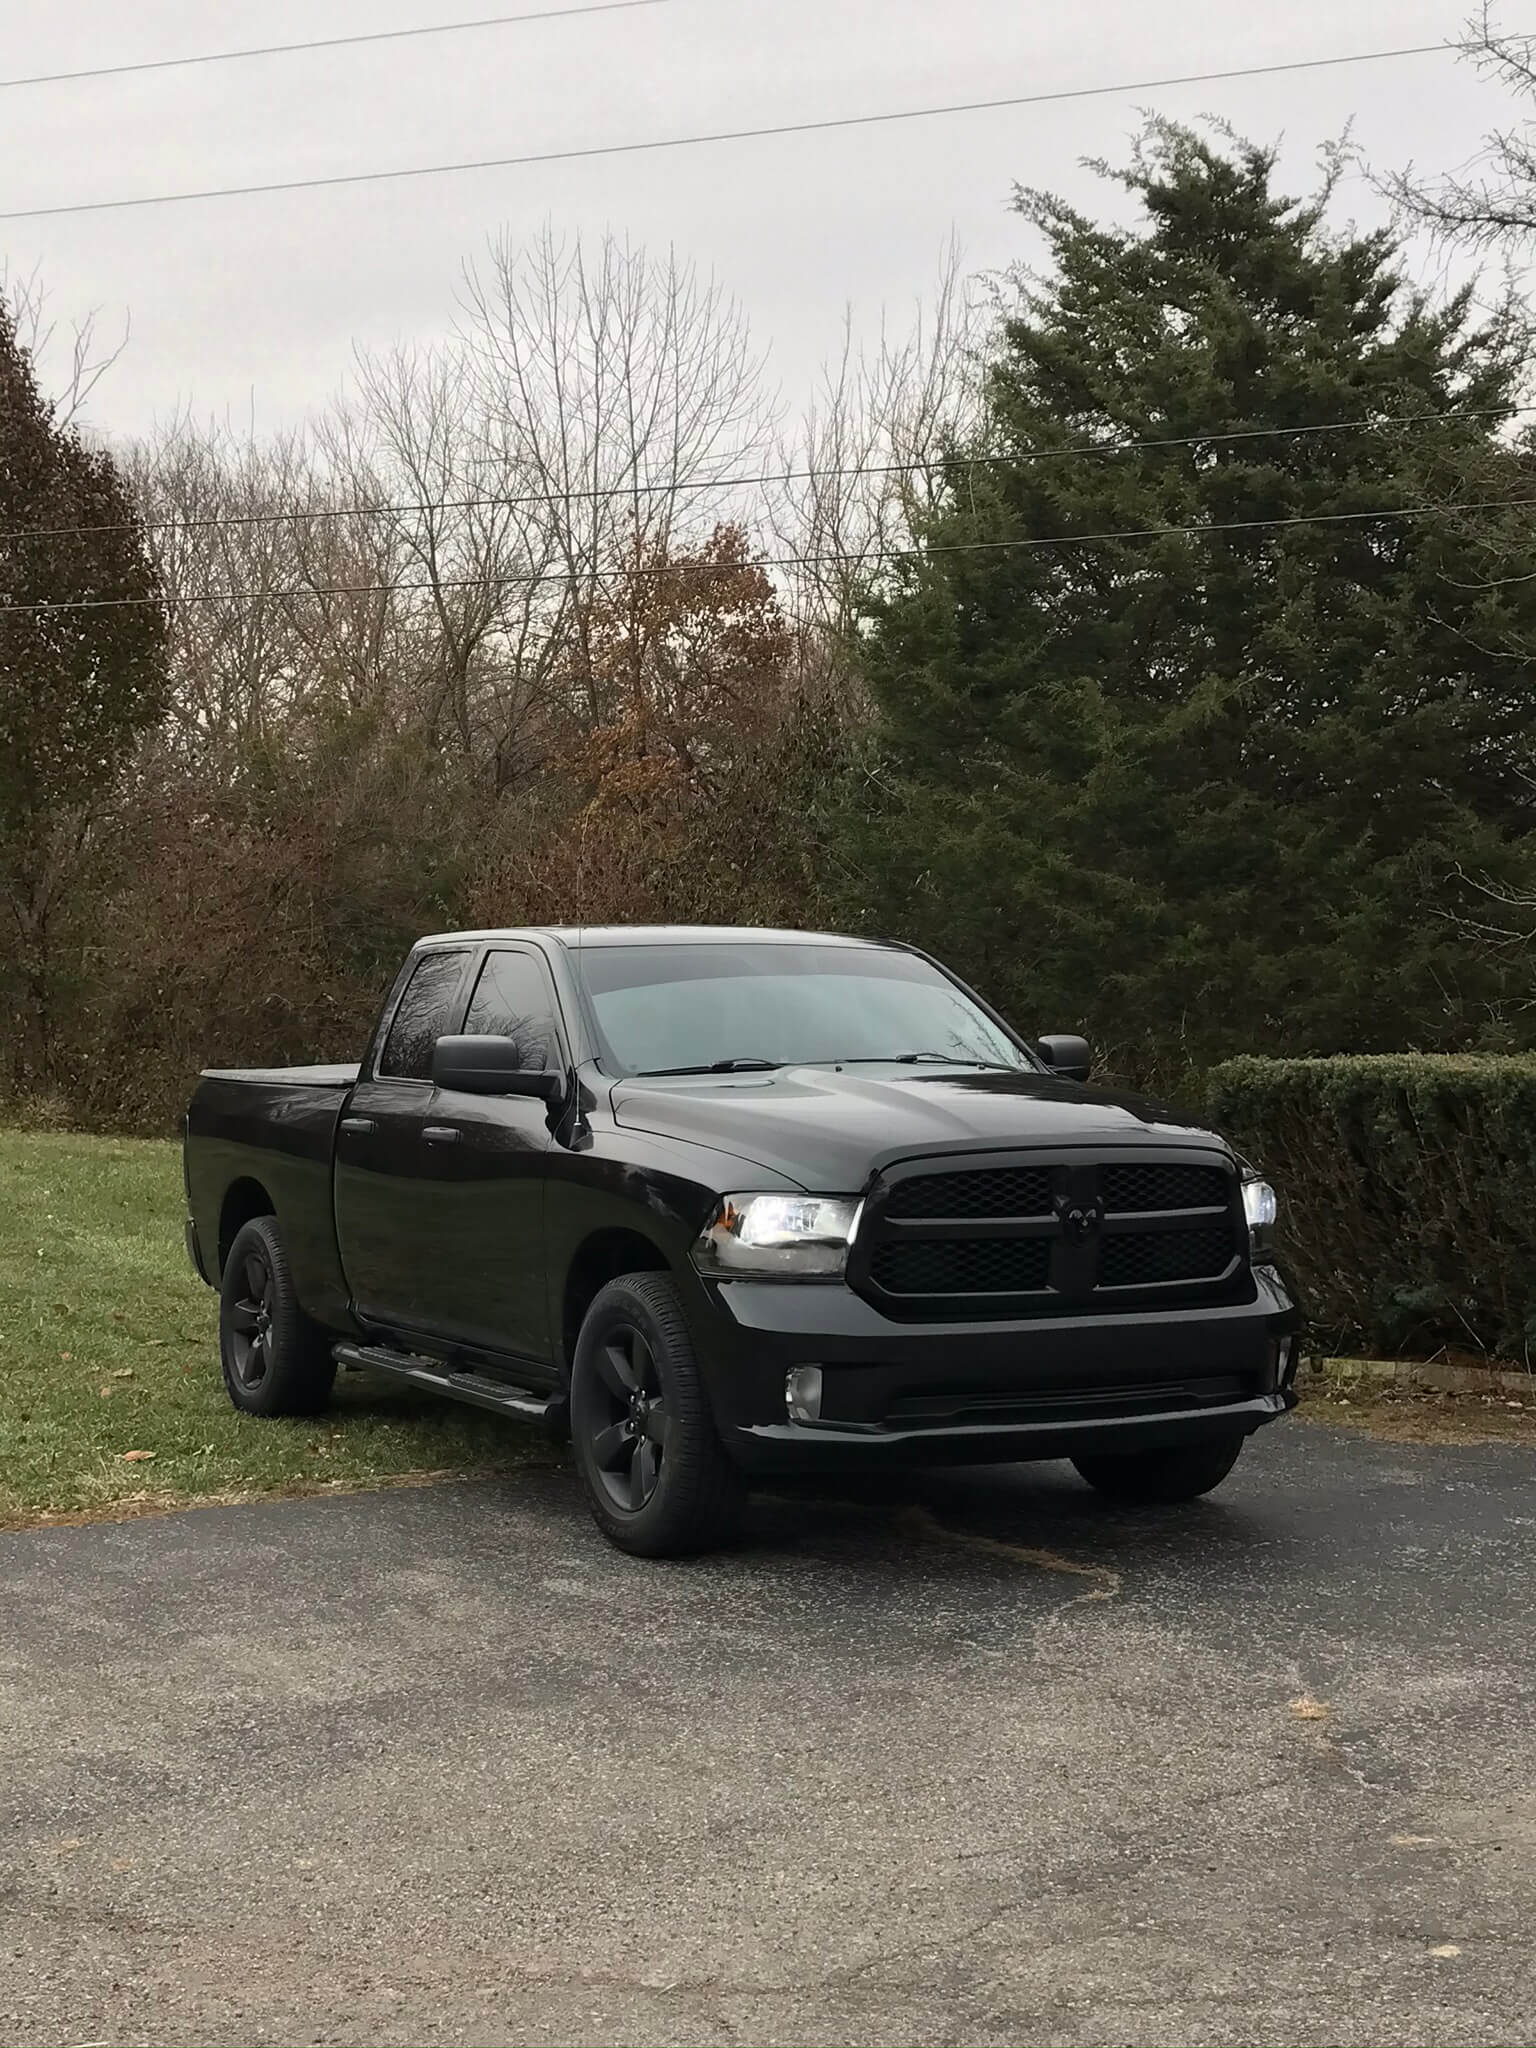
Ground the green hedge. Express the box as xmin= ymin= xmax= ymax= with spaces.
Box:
xmin=1205 ymin=1054 xmax=1536 ymax=1361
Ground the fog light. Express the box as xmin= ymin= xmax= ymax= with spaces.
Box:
xmin=785 ymin=1366 xmax=824 ymax=1422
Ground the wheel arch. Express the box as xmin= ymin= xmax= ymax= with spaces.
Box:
xmin=561 ymin=1226 xmax=673 ymax=1376
xmin=217 ymin=1177 xmax=277 ymax=1277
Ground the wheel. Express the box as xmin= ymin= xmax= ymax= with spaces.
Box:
xmin=569 ymin=1272 xmax=744 ymax=1557
xmin=218 ymin=1215 xmax=336 ymax=1417
xmin=1072 ymin=1432 xmax=1246 ymax=1504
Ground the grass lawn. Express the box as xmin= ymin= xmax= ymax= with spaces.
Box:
xmin=0 ymin=1130 xmax=554 ymax=1526
xmin=8 ymin=1130 xmax=1532 ymax=1529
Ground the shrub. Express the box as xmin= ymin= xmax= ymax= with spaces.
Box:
xmin=0 ymin=1091 xmax=75 ymax=1133
xmin=1205 ymin=1054 xmax=1536 ymax=1361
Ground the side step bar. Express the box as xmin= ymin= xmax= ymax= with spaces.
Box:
xmin=334 ymin=1341 xmax=557 ymax=1428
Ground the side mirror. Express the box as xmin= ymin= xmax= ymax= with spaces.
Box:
xmin=432 ymin=1034 xmax=566 ymax=1105
xmin=1035 ymin=1033 xmax=1091 ymax=1083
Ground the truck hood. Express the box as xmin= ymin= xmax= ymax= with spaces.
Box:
xmin=609 ymin=1064 xmax=1231 ymax=1190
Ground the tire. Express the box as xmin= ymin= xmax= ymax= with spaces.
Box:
xmin=1072 ymin=1432 xmax=1246 ymax=1505
xmin=569 ymin=1272 xmax=744 ymax=1557
xmin=218 ymin=1215 xmax=337 ymax=1418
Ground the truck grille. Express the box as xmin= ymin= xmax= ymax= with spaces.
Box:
xmin=1099 ymin=1226 xmax=1234 ymax=1289
xmin=851 ymin=1150 xmax=1245 ymax=1319
xmin=883 ymin=1166 xmax=1053 ymax=1220
xmin=872 ymin=1236 xmax=1052 ymax=1296
xmin=1100 ymin=1162 xmax=1228 ymax=1213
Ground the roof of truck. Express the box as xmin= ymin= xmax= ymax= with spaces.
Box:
xmin=414 ymin=925 xmax=898 ymax=950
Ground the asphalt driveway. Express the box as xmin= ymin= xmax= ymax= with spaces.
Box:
xmin=2 ymin=1420 xmax=1533 ymax=2047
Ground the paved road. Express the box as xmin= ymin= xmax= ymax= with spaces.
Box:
xmin=2 ymin=1421 xmax=1533 ymax=2047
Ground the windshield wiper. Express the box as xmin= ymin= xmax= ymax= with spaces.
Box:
xmin=843 ymin=1052 xmax=1024 ymax=1070
xmin=638 ymin=1057 xmax=782 ymax=1077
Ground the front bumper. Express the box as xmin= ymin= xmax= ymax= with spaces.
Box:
xmin=689 ymin=1262 xmax=1300 ymax=1472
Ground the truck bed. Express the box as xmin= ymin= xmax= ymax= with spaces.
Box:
xmin=185 ymin=1065 xmax=358 ymax=1327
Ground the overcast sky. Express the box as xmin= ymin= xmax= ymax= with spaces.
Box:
xmin=0 ymin=0 xmax=1520 ymax=446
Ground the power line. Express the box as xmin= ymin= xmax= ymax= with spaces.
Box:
xmin=0 ymin=0 xmax=700 ymax=93
xmin=0 ymin=40 xmax=1484 ymax=223
xmin=6 ymin=490 xmax=1535 ymax=618
xmin=3 ymin=405 xmax=1527 ymax=550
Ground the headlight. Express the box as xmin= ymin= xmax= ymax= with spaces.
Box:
xmin=1242 ymin=1177 xmax=1278 ymax=1259
xmin=692 ymin=1193 xmax=862 ymax=1278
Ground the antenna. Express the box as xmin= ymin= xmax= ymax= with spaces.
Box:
xmin=573 ymin=806 xmax=587 ymax=1073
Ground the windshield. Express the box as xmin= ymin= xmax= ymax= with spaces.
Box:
xmin=576 ymin=941 xmax=1034 ymax=1076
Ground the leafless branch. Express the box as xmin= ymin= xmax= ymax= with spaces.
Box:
xmin=1 ymin=259 xmax=129 ymax=426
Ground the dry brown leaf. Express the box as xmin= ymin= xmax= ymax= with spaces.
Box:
xmin=120 ymin=1449 xmax=156 ymax=1463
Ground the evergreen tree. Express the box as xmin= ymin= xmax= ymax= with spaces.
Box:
xmin=0 ymin=301 xmax=167 ymax=1087
xmin=846 ymin=123 xmax=1536 ymax=1082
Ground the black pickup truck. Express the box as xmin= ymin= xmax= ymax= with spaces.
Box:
xmin=183 ymin=926 xmax=1299 ymax=1554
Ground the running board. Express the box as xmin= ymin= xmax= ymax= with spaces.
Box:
xmin=334 ymin=1341 xmax=553 ymax=1425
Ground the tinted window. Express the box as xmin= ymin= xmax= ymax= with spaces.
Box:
xmin=578 ymin=942 xmax=1030 ymax=1075
xmin=463 ymin=950 xmax=560 ymax=1071
xmin=378 ymin=950 xmax=469 ymax=1079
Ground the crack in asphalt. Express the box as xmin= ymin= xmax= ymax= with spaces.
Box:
xmin=891 ymin=1503 xmax=1121 ymax=1587
xmin=771 ymin=1490 xmax=1124 ymax=1616
xmin=892 ymin=1504 xmax=1123 ymax=1625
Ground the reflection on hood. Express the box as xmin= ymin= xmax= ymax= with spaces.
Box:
xmin=611 ymin=1063 xmax=1228 ymax=1190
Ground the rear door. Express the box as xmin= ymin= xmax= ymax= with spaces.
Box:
xmin=333 ymin=946 xmax=473 ymax=1334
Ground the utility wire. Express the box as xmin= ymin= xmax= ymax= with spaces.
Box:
xmin=0 ymin=40 xmax=1488 ymax=223
xmin=3 ymin=406 xmax=1528 ymax=551
xmin=0 ymin=0 xmax=701 ymax=92
xmin=6 ymin=490 xmax=1536 ymax=619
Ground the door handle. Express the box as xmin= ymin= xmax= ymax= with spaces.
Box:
xmin=422 ymin=1125 xmax=462 ymax=1146
xmin=339 ymin=1116 xmax=376 ymax=1136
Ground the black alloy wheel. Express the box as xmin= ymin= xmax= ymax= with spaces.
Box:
xmin=569 ymin=1271 xmax=744 ymax=1557
xmin=218 ymin=1214 xmax=336 ymax=1417
xmin=227 ymin=1243 xmax=278 ymax=1393
xmin=584 ymin=1322 xmax=671 ymax=1513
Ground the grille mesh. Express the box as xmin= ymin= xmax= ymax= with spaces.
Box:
xmin=1101 ymin=1162 xmax=1229 ymax=1213
xmin=1099 ymin=1226 xmax=1235 ymax=1288
xmin=862 ymin=1156 xmax=1243 ymax=1313
xmin=871 ymin=1237 xmax=1052 ymax=1296
xmin=883 ymin=1166 xmax=1053 ymax=1219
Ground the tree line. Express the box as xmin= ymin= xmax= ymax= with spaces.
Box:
xmin=9 ymin=90 xmax=1536 ymax=1128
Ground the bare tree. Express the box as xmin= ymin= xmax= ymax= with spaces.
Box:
xmin=770 ymin=237 xmax=988 ymax=646
xmin=458 ymin=226 xmax=777 ymax=730
xmin=1386 ymin=8 xmax=1536 ymax=249
xmin=127 ymin=419 xmax=327 ymax=764
xmin=1 ymin=260 xmax=129 ymax=428
xmin=331 ymin=339 xmax=564 ymax=780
